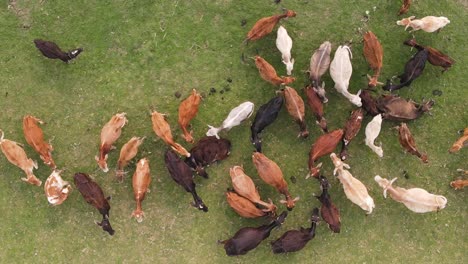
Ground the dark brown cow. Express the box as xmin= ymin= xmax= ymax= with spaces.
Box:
xmin=315 ymin=175 xmax=340 ymax=233
xmin=186 ymin=136 xmax=231 ymax=178
xmin=165 ymin=149 xmax=208 ymax=212
xmin=271 ymin=208 xmax=319 ymax=253
xmin=251 ymin=96 xmax=284 ymax=152
xmin=340 ymin=108 xmax=365 ymax=160
xmin=219 ymin=211 xmax=288 ymax=256
xmin=74 ymin=173 xmax=114 ymax=235
xmin=34 ymin=39 xmax=82 ymax=63
xmin=383 ymin=49 xmax=428 ymax=92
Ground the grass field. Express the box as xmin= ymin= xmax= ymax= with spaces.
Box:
xmin=0 ymin=0 xmax=466 ymax=263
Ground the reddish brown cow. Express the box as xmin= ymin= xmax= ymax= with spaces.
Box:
xmin=96 ymin=113 xmax=127 ymax=172
xmin=254 ymin=56 xmax=295 ymax=86
xmin=74 ymin=172 xmax=115 ymax=235
xmin=23 ymin=115 xmax=56 ymax=168
xmin=178 ymin=89 xmax=202 ymax=143
xmin=449 ymin=128 xmax=468 ymax=153
xmin=151 ymin=110 xmax=190 ymax=157
xmin=315 ymin=175 xmax=340 ymax=233
xmin=116 ymin=136 xmax=145 ymax=182
xmin=280 ymin=86 xmax=309 ymax=138
xmin=340 ymin=108 xmax=365 ymax=160
xmin=245 ymin=10 xmax=296 ymax=42
xmin=363 ymin=31 xmax=384 ymax=88
xmin=226 ymin=190 xmax=268 ymax=218
xmin=397 ymin=123 xmax=428 ymax=163
xmin=308 ymin=129 xmax=344 ymax=178
xmin=0 ymin=130 xmax=41 ymax=186
xmin=304 ymin=85 xmax=328 ymax=133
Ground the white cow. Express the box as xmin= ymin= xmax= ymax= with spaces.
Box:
xmin=276 ymin=26 xmax=295 ymax=75
xmin=375 ymin=175 xmax=447 ymax=213
xmin=365 ymin=114 xmax=383 ymax=157
xmin=331 ymin=153 xmax=374 ymax=214
xmin=329 ymin=45 xmax=362 ymax=107
xmin=206 ymin=102 xmax=254 ymax=139
xmin=396 ymin=16 xmax=450 ymax=33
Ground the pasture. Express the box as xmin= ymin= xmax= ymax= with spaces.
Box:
xmin=0 ymin=0 xmax=466 ymax=263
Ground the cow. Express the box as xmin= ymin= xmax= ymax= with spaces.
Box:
xmin=365 ymin=114 xmax=384 ymax=157
xmin=397 ymin=16 xmax=450 ymax=33
xmin=44 ymin=170 xmax=71 ymax=206
xmin=245 ymin=10 xmax=296 ymax=43
xmin=340 ymin=108 xmax=365 ymax=160
xmin=383 ymin=49 xmax=428 ymax=92
xmin=23 ymin=115 xmax=55 ymax=168
xmin=254 ymin=56 xmax=295 ymax=86
xmin=304 ymin=85 xmax=328 ymax=133
xmin=271 ymin=208 xmax=319 ymax=253
xmin=251 ymin=96 xmax=284 ymax=152
xmin=178 ymin=89 xmax=202 ymax=143
xmin=33 ymin=39 xmax=82 ymax=63
xmin=185 ymin=136 xmax=231 ymax=178
xmin=279 ymin=86 xmax=309 ymax=138
xmin=116 ymin=136 xmax=145 ymax=182
xmin=74 ymin=172 xmax=115 ymax=235
xmin=225 ymin=190 xmax=268 ymax=218
xmin=315 ymin=175 xmax=341 ymax=233
xmin=206 ymin=101 xmax=254 ymax=139
xmin=363 ymin=32 xmax=384 ymax=88
xmin=164 ymin=149 xmax=207 ymax=212
xmin=95 ymin=112 xmax=127 ymax=172
xmin=151 ymin=110 xmax=190 ymax=157
xmin=219 ymin=211 xmax=288 ymax=256
xmin=276 ymin=26 xmax=295 ymax=75
xmin=309 ymin=41 xmax=332 ymax=102
xmin=0 ymin=130 xmax=41 ymax=186
xmin=308 ymin=129 xmax=344 ymax=178
xmin=131 ymin=158 xmax=152 ymax=222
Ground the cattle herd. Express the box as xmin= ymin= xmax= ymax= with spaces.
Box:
xmin=1 ymin=1 xmax=467 ymax=257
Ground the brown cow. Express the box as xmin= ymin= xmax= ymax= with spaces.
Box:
xmin=304 ymin=85 xmax=328 ymax=133
xmin=95 ymin=112 xmax=127 ymax=172
xmin=151 ymin=110 xmax=190 ymax=157
xmin=186 ymin=136 xmax=231 ymax=178
xmin=116 ymin=136 xmax=145 ymax=182
xmin=226 ymin=190 xmax=268 ymax=218
xmin=245 ymin=10 xmax=296 ymax=43
xmin=23 ymin=115 xmax=56 ymax=168
xmin=308 ymin=129 xmax=344 ymax=178
xmin=449 ymin=128 xmax=468 ymax=153
xmin=74 ymin=172 xmax=115 ymax=235
xmin=0 ymin=130 xmax=41 ymax=186
xmin=340 ymin=108 xmax=365 ymax=160
xmin=254 ymin=56 xmax=295 ymax=86
xmin=315 ymin=175 xmax=340 ymax=233
xmin=363 ymin=31 xmax=384 ymax=88
xmin=252 ymin=152 xmax=299 ymax=210
xmin=131 ymin=158 xmax=152 ymax=222
xmin=33 ymin=39 xmax=83 ymax=63
xmin=178 ymin=89 xmax=202 ymax=143
xmin=397 ymin=123 xmax=428 ymax=163
xmin=280 ymin=86 xmax=309 ymax=138
xmin=44 ymin=170 xmax=72 ymax=206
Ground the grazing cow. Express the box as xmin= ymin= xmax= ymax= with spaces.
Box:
xmin=330 ymin=153 xmax=375 ymax=214
xmin=396 ymin=16 xmax=450 ymax=33
xmin=219 ymin=211 xmax=288 ymax=256
xmin=254 ymin=56 xmax=295 ymax=86
xmin=377 ymin=94 xmax=434 ymax=121
xmin=308 ymin=129 xmax=344 ymax=178
xmin=131 ymin=158 xmax=151 ymax=222
xmin=229 ymin=166 xmax=277 ymax=214
xmin=276 ymin=26 xmax=295 ymax=75
xmin=359 ymin=89 xmax=380 ymax=116
xmin=397 ymin=123 xmax=428 ymax=163
xmin=95 ymin=112 xmax=127 ymax=172
xmin=252 ymin=152 xmax=299 ymax=210
xmin=271 ymin=208 xmax=319 ymax=253
xmin=315 ymin=175 xmax=340 ymax=233
xmin=251 ymin=96 xmax=284 ymax=152
xmin=450 ymin=179 xmax=468 ymax=190
xmin=280 ymin=86 xmax=308 ymax=138
xmin=245 ymin=10 xmax=296 ymax=43
xmin=449 ymin=128 xmax=468 ymax=153
xmin=340 ymin=108 xmax=365 ymax=160
xmin=178 ymin=89 xmax=202 ymax=143
xmin=330 ymin=45 xmax=362 ymax=107
xmin=44 ymin=170 xmax=72 ymax=206
xmin=304 ymin=85 xmax=328 ymax=133
xmin=225 ymin=190 xmax=268 ymax=218
xmin=363 ymin=32 xmax=384 ymax=88
xmin=383 ymin=49 xmax=428 ymax=92
xmin=0 ymin=130 xmax=41 ymax=186
xmin=33 ymin=39 xmax=83 ymax=63
xmin=206 ymin=101 xmax=254 ymax=139
xmin=23 ymin=115 xmax=55 ymax=168
xmin=74 ymin=173 xmax=115 ymax=235
xmin=404 ymin=39 xmax=454 ymax=72
xmin=164 ymin=149 xmax=207 ymax=212
xmin=374 ymin=175 xmax=447 ymax=213
xmin=151 ymin=110 xmax=190 ymax=157
xmin=365 ymin=114 xmax=384 ymax=157
xmin=309 ymin=41 xmax=332 ymax=102
xmin=186 ymin=136 xmax=231 ymax=178
xmin=398 ymin=0 xmax=411 ymax=15
xmin=115 ymin=136 xmax=145 ymax=182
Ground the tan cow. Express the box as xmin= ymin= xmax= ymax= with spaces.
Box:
xmin=151 ymin=110 xmax=190 ymax=157
xmin=23 ymin=115 xmax=56 ymax=168
xmin=0 ymin=130 xmax=41 ymax=186
xmin=132 ymin=158 xmax=152 ymax=222
xmin=95 ymin=112 xmax=128 ymax=172
xmin=116 ymin=136 xmax=145 ymax=182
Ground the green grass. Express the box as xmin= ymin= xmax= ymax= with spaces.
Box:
xmin=0 ymin=0 xmax=466 ymax=263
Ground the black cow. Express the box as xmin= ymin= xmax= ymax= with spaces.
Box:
xmin=383 ymin=49 xmax=428 ymax=92
xmin=186 ymin=136 xmax=231 ymax=178
xmin=250 ymin=96 xmax=284 ymax=152
xmin=219 ymin=211 xmax=288 ymax=256
xmin=74 ymin=172 xmax=115 ymax=235
xmin=34 ymin=39 xmax=83 ymax=63
xmin=165 ymin=149 xmax=208 ymax=212
xmin=271 ymin=208 xmax=319 ymax=253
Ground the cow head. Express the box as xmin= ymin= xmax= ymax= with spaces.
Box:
xmin=280 ymin=196 xmax=300 ymax=211
xmin=97 ymin=217 xmax=115 ymax=236
xmin=95 ymin=155 xmax=109 ymax=172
